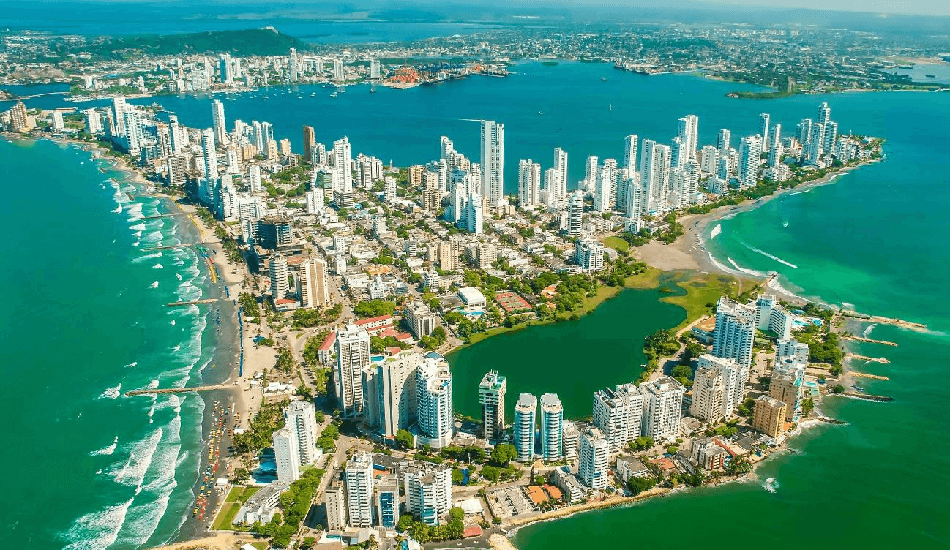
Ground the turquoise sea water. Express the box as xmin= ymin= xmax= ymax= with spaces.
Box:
xmin=2 ymin=62 xmax=947 ymax=548
xmin=0 ymin=139 xmax=215 ymax=548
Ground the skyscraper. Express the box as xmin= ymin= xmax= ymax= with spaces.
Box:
xmin=201 ymin=128 xmax=218 ymax=182
xmin=284 ymin=400 xmax=319 ymax=465
xmin=540 ymin=393 xmax=563 ymax=462
xmin=479 ymin=370 xmax=506 ymax=441
xmin=378 ymin=352 xmax=419 ymax=439
xmin=713 ymin=296 xmax=757 ymax=369
xmin=416 ymin=356 xmax=454 ymax=448
xmin=303 ymin=125 xmax=316 ymax=162
xmin=288 ymin=48 xmax=299 ymax=82
xmin=592 ymin=383 xmax=643 ymax=452
xmin=640 ymin=376 xmax=685 ymax=440
xmin=480 ymin=120 xmax=505 ymax=207
xmin=717 ymin=128 xmax=731 ymax=154
xmin=336 ymin=324 xmax=371 ymax=417
xmin=514 ymin=393 xmax=537 ymax=462
xmin=677 ymin=114 xmax=698 ymax=159
xmin=567 ymin=190 xmax=584 ymax=236
xmin=623 ymin=134 xmax=638 ymax=173
xmin=333 ymin=137 xmax=353 ymax=193
xmin=517 ymin=159 xmax=541 ymax=210
xmin=578 ymin=427 xmax=609 ymax=489
xmin=273 ymin=427 xmax=300 ymax=483
xmin=269 ymin=253 xmax=289 ymax=301
xmin=738 ymin=135 xmax=762 ymax=187
xmin=299 ymin=258 xmax=330 ymax=309
xmin=552 ymin=147 xmax=569 ymax=201
xmin=817 ymin=102 xmax=831 ymax=125
xmin=212 ymin=99 xmax=227 ymax=145
xmin=584 ymin=155 xmax=599 ymax=192
xmin=345 ymin=452 xmax=374 ymax=528
xmin=759 ymin=113 xmax=771 ymax=152
xmin=403 ymin=463 xmax=452 ymax=525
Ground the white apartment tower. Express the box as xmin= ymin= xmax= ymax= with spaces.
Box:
xmin=378 ymin=353 xmax=419 ymax=439
xmin=335 ymin=324 xmax=371 ymax=417
xmin=713 ymin=296 xmax=757 ymax=369
xmin=623 ymin=134 xmax=638 ymax=173
xmin=759 ymin=113 xmax=771 ymax=152
xmin=592 ymin=383 xmax=644 ymax=452
xmin=552 ymin=147 xmax=569 ymax=201
xmin=578 ymin=427 xmax=609 ymax=490
xmin=677 ymin=114 xmax=699 ymax=159
xmin=540 ymin=393 xmax=563 ymax=462
xmin=513 ymin=393 xmax=537 ymax=462
xmin=269 ymin=253 xmax=289 ymax=301
xmin=345 ymin=452 xmax=374 ymax=528
xmin=738 ymin=135 xmax=762 ymax=187
xmin=416 ymin=357 xmax=454 ymax=448
xmin=285 ymin=400 xmax=319 ymax=465
xmin=273 ymin=427 xmax=301 ymax=483
xmin=480 ymin=120 xmax=505 ymax=207
xmin=640 ymin=376 xmax=685 ymax=441
xmin=403 ymin=464 xmax=452 ymax=526
xmin=212 ymin=99 xmax=227 ymax=145
xmin=333 ymin=136 xmax=353 ymax=193
xmin=299 ymin=258 xmax=330 ymax=309
xmin=518 ymin=159 xmax=541 ymax=210
xmin=479 ymin=370 xmax=507 ymax=441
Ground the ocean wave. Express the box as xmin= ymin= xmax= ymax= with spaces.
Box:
xmin=727 ymin=257 xmax=769 ymax=278
xmin=112 ymin=429 xmax=163 ymax=491
xmin=129 ymin=223 xmax=146 ymax=232
xmin=742 ymin=242 xmax=799 ymax=269
xmin=709 ymin=223 xmax=722 ymax=239
xmin=98 ymin=384 xmax=121 ymax=400
xmin=170 ymin=320 xmax=176 ymax=326
xmin=132 ymin=251 xmax=162 ymax=264
xmin=150 ymin=281 xmax=159 ymax=289
xmin=764 ymin=276 xmax=808 ymax=301
xmin=125 ymin=361 xmax=138 ymax=368
xmin=61 ymin=498 xmax=135 ymax=550
xmin=112 ymin=205 xmax=122 ymax=214
xmin=153 ymin=263 xmax=163 ymax=269
xmin=862 ymin=324 xmax=876 ymax=338
xmin=90 ymin=436 xmax=119 ymax=457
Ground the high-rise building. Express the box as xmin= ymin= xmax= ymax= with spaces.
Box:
xmin=336 ymin=324 xmax=371 ymax=417
xmin=670 ymin=136 xmax=688 ymax=169
xmin=552 ymin=147 xmax=569 ymax=201
xmin=592 ymin=383 xmax=643 ymax=452
xmin=623 ymin=134 xmax=638 ymax=173
xmin=817 ymin=102 xmax=831 ymax=125
xmin=416 ymin=356 xmax=454 ymax=448
xmin=759 ymin=113 xmax=771 ymax=152
xmin=716 ymin=128 xmax=731 ymax=154
xmin=288 ymin=48 xmax=299 ymax=82
xmin=273 ymin=427 xmax=300 ymax=483
xmin=324 ymin=481 xmax=348 ymax=530
xmin=540 ymin=393 xmax=563 ymax=462
xmin=404 ymin=301 xmax=437 ymax=339
xmin=212 ymin=99 xmax=227 ymax=145
xmin=770 ymin=370 xmax=802 ymax=421
xmin=753 ymin=396 xmax=787 ymax=438
xmin=299 ymin=258 xmax=330 ymax=309
xmin=593 ymin=161 xmax=616 ymax=213
xmin=738 ymin=135 xmax=762 ymax=187
xmin=479 ymin=370 xmax=507 ymax=441
xmin=480 ymin=120 xmax=505 ymax=207
xmin=201 ymin=127 xmax=218 ymax=182
xmin=691 ymin=354 xmax=746 ymax=422
xmin=333 ymin=137 xmax=353 ymax=193
xmin=713 ymin=296 xmax=757 ymax=369
xmin=574 ymin=239 xmax=605 ymax=272
xmin=345 ymin=452 xmax=374 ymax=528
xmin=578 ymin=427 xmax=609 ymax=489
xmin=562 ymin=421 xmax=580 ymax=459
xmin=700 ymin=145 xmax=719 ymax=175
xmin=513 ymin=393 xmax=537 ymax=462
xmin=285 ymin=400 xmax=319 ymax=465
xmin=369 ymin=59 xmax=382 ymax=80
xmin=584 ymin=155 xmax=599 ymax=192
xmin=374 ymin=475 xmax=399 ymax=529
xmin=303 ymin=125 xmax=316 ymax=162
xmin=567 ymin=190 xmax=584 ymax=236
xmin=640 ymin=376 xmax=685 ymax=440
xmin=518 ymin=159 xmax=541 ymax=210
xmin=403 ymin=463 xmax=452 ymax=525
xmin=269 ymin=253 xmax=289 ymax=301
xmin=333 ymin=58 xmax=345 ymax=81
xmin=378 ymin=352 xmax=420 ymax=439
xmin=677 ymin=114 xmax=698 ymax=159
xmin=640 ymin=139 xmax=670 ymax=213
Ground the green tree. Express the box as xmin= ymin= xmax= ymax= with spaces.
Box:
xmin=395 ymin=429 xmax=414 ymax=450
xmin=490 ymin=444 xmax=517 ymax=466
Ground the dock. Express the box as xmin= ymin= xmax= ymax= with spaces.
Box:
xmin=142 ymin=243 xmax=198 ymax=252
xmin=842 ymin=311 xmax=928 ymax=333
xmin=841 ymin=335 xmax=898 ymax=347
xmin=125 ymin=383 xmax=233 ymax=397
xmin=837 ymin=391 xmax=894 ymax=402
xmin=850 ymin=372 xmax=890 ymax=381
xmin=166 ymin=298 xmax=219 ymax=307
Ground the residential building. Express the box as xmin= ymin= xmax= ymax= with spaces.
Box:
xmin=616 ymin=456 xmax=650 ymax=483
xmin=404 ymin=301 xmax=437 ymax=339
xmin=578 ymin=427 xmax=609 ymax=490
xmin=514 ymin=393 xmax=537 ymax=462
xmin=325 ymin=480 xmax=348 ymax=530
xmin=374 ymin=475 xmax=400 ymax=529
xmin=285 ymin=400 xmax=319 ymax=465
xmin=212 ymin=99 xmax=227 ymax=144
xmin=540 ymin=393 xmax=564 ymax=462
xmin=753 ymin=396 xmax=787 ymax=439
xmin=336 ymin=324 xmax=371 ymax=417
xmin=404 ymin=463 xmax=452 ymax=525
xmin=770 ymin=370 xmax=801 ymax=421
xmin=302 ymin=125 xmax=316 ymax=162
xmin=562 ymin=421 xmax=580 ymax=459
xmin=378 ymin=353 xmax=420 ymax=439
xmin=480 ymin=120 xmax=505 ymax=207
xmin=713 ymin=296 xmax=756 ymax=369
xmin=273 ymin=427 xmax=300 ymax=483
xmin=458 ymin=286 xmax=486 ymax=312
xmin=623 ymin=134 xmax=638 ymax=173
xmin=592 ymin=383 xmax=643 ymax=452
xmin=299 ymin=257 xmax=330 ymax=309
xmin=567 ymin=190 xmax=584 ymax=236
xmin=575 ymin=239 xmax=605 ymax=272
xmin=696 ymin=354 xmax=746 ymax=420
xmin=269 ymin=253 xmax=289 ymax=301
xmin=479 ymin=370 xmax=507 ymax=441
xmin=640 ymin=376 xmax=685 ymax=440
xmin=689 ymin=365 xmax=726 ymax=424
xmin=518 ymin=159 xmax=541 ymax=210
xmin=345 ymin=452 xmax=374 ymax=528
xmin=415 ymin=356 xmax=454 ymax=448
xmin=738 ymin=135 xmax=762 ymax=187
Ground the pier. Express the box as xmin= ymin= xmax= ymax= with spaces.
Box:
xmin=841 ymin=335 xmax=898 ymax=347
xmin=142 ymin=243 xmax=198 ymax=252
xmin=850 ymin=372 xmax=890 ymax=381
xmin=838 ymin=392 xmax=894 ymax=402
xmin=125 ymin=383 xmax=233 ymax=397
xmin=842 ymin=311 xmax=928 ymax=333
xmin=166 ymin=298 xmax=219 ymax=307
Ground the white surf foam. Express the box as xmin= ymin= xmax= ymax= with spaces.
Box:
xmin=149 ymin=281 xmax=159 ymax=289
xmin=152 ymin=263 xmax=163 ymax=269
xmin=709 ymin=223 xmax=722 ymax=239
xmin=727 ymin=257 xmax=769 ymax=277
xmin=124 ymin=361 xmax=138 ymax=368
xmin=98 ymin=384 xmax=121 ymax=400
xmin=112 ymin=429 xmax=163 ymax=491
xmin=62 ymin=498 xmax=135 ymax=550
xmin=742 ymin=242 xmax=799 ymax=269
xmin=90 ymin=436 xmax=119 ymax=457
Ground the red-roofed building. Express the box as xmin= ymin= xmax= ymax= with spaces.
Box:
xmin=379 ymin=327 xmax=414 ymax=343
xmin=274 ymin=298 xmax=299 ymax=312
xmin=463 ymin=525 xmax=483 ymax=538
xmin=542 ymin=484 xmax=562 ymax=500
xmin=318 ymin=332 xmax=336 ymax=366
xmin=384 ymin=346 xmax=403 ymax=357
xmin=354 ymin=314 xmax=393 ymax=334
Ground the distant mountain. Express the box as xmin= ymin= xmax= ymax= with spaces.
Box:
xmin=82 ymin=28 xmax=309 ymax=58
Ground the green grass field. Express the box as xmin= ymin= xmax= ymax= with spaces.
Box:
xmin=212 ymin=486 xmax=261 ymax=531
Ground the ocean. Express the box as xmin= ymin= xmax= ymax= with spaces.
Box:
xmin=1 ymin=61 xmax=947 ymax=548
xmin=0 ymin=138 xmax=217 ymax=548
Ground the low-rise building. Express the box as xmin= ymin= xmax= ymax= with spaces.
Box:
xmin=457 ymin=286 xmax=487 ymax=312
xmin=753 ymin=396 xmax=787 ymax=439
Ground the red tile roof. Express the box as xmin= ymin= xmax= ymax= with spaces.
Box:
xmin=318 ymin=332 xmax=337 ymax=351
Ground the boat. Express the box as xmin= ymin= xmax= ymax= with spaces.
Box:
xmin=330 ymin=92 xmax=338 ymax=98
xmin=925 ymin=74 xmax=936 ymax=78
xmin=601 ymin=76 xmax=608 ymax=82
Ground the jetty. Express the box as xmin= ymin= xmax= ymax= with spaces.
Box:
xmin=166 ymin=298 xmax=219 ymax=307
xmin=842 ymin=311 xmax=928 ymax=333
xmin=850 ymin=372 xmax=890 ymax=381
xmin=125 ymin=383 xmax=233 ymax=397
xmin=838 ymin=391 xmax=894 ymax=402
xmin=143 ymin=243 xmax=198 ymax=252
xmin=845 ymin=353 xmax=890 ymax=364
xmin=841 ymin=335 xmax=898 ymax=347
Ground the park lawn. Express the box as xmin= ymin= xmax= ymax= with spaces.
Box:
xmin=603 ymin=236 xmax=630 ymax=254
xmin=212 ymin=502 xmax=241 ymax=531
xmin=660 ymin=272 xmax=745 ymax=330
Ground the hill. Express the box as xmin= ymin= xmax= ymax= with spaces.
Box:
xmin=82 ymin=28 xmax=308 ymax=59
